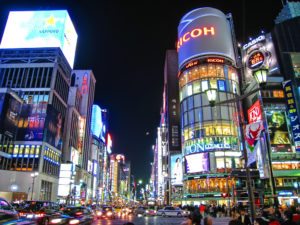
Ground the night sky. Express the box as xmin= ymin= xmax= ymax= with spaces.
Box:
xmin=0 ymin=0 xmax=284 ymax=183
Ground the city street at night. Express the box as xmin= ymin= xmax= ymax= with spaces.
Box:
xmin=92 ymin=216 xmax=231 ymax=225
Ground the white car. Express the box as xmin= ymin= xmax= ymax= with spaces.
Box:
xmin=157 ymin=206 xmax=184 ymax=217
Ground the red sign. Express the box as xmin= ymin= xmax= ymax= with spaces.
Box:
xmin=185 ymin=60 xmax=199 ymax=69
xmin=78 ymin=117 xmax=86 ymax=153
xmin=177 ymin=26 xmax=215 ymax=50
xmin=81 ymin=74 xmax=88 ymax=95
xmin=247 ymin=100 xmax=262 ymax=124
xmin=206 ymin=58 xmax=224 ymax=63
xmin=248 ymin=51 xmax=264 ymax=69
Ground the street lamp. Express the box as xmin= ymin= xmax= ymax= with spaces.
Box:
xmin=253 ymin=69 xmax=268 ymax=86
xmin=30 ymin=172 xmax=39 ymax=201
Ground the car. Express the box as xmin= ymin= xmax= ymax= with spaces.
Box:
xmin=156 ymin=206 xmax=185 ymax=217
xmin=0 ymin=198 xmax=36 ymax=224
xmin=98 ymin=206 xmax=115 ymax=219
xmin=19 ymin=201 xmax=61 ymax=225
xmin=144 ymin=207 xmax=156 ymax=216
xmin=48 ymin=206 xmax=95 ymax=224
xmin=135 ymin=206 xmax=146 ymax=215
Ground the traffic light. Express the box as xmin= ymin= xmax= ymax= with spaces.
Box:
xmin=222 ymin=193 xmax=228 ymax=198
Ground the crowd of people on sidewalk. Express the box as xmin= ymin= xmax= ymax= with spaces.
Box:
xmin=182 ymin=204 xmax=300 ymax=225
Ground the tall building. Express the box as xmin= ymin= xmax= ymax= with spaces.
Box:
xmin=0 ymin=10 xmax=80 ymax=202
xmin=177 ymin=7 xmax=241 ymax=206
xmin=275 ymin=1 xmax=300 ymax=24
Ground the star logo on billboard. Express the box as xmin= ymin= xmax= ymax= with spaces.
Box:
xmin=44 ymin=14 xmax=58 ymax=28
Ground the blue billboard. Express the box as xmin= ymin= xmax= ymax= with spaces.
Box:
xmin=0 ymin=10 xmax=77 ymax=68
xmin=171 ymin=154 xmax=183 ymax=185
xmin=91 ymin=104 xmax=106 ymax=143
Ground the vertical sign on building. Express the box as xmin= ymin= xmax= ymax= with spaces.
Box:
xmin=78 ymin=117 xmax=86 ymax=154
xmin=247 ymin=100 xmax=262 ymax=124
xmin=283 ymin=80 xmax=300 ymax=151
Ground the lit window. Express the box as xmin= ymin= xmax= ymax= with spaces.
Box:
xmin=201 ymin=80 xmax=209 ymax=92
xmin=187 ymin=84 xmax=193 ymax=96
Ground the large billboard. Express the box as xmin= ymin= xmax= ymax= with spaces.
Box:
xmin=0 ymin=94 xmax=22 ymax=139
xmin=0 ymin=10 xmax=77 ymax=68
xmin=43 ymin=105 xmax=64 ymax=150
xmin=91 ymin=104 xmax=106 ymax=143
xmin=16 ymin=103 xmax=47 ymax=141
xmin=185 ymin=152 xmax=209 ymax=174
xmin=241 ymin=33 xmax=279 ymax=84
xmin=266 ymin=109 xmax=292 ymax=153
xmin=177 ymin=7 xmax=235 ymax=68
xmin=171 ymin=154 xmax=183 ymax=185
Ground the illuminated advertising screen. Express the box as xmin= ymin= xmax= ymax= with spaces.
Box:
xmin=43 ymin=105 xmax=64 ymax=150
xmin=0 ymin=10 xmax=77 ymax=68
xmin=241 ymin=33 xmax=279 ymax=84
xmin=77 ymin=117 xmax=86 ymax=154
xmin=0 ymin=94 xmax=22 ymax=139
xmin=16 ymin=103 xmax=47 ymax=141
xmin=185 ymin=153 xmax=209 ymax=174
xmin=266 ymin=109 xmax=292 ymax=153
xmin=171 ymin=154 xmax=183 ymax=185
xmin=91 ymin=104 xmax=106 ymax=142
xmin=177 ymin=7 xmax=235 ymax=68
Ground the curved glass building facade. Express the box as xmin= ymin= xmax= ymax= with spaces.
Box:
xmin=177 ymin=7 xmax=242 ymax=204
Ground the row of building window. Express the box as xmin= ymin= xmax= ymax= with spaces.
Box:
xmin=54 ymin=70 xmax=69 ymax=104
xmin=0 ymin=67 xmax=53 ymax=88
xmin=180 ymin=79 xmax=239 ymax=101
xmin=0 ymin=156 xmax=39 ymax=171
xmin=179 ymin=64 xmax=239 ymax=89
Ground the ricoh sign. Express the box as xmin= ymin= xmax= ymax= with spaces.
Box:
xmin=177 ymin=7 xmax=235 ymax=69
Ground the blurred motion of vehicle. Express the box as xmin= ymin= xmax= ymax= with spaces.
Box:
xmin=144 ymin=207 xmax=156 ymax=216
xmin=0 ymin=198 xmax=36 ymax=225
xmin=99 ymin=206 xmax=115 ymax=219
xmin=49 ymin=206 xmax=94 ymax=224
xmin=156 ymin=206 xmax=184 ymax=217
xmin=18 ymin=201 xmax=60 ymax=225
xmin=135 ymin=206 xmax=146 ymax=216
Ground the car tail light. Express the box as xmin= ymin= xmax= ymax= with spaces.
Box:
xmin=69 ymin=219 xmax=80 ymax=224
xmin=36 ymin=212 xmax=45 ymax=217
xmin=75 ymin=212 xmax=83 ymax=216
xmin=50 ymin=218 xmax=62 ymax=224
xmin=19 ymin=212 xmax=25 ymax=217
xmin=96 ymin=211 xmax=102 ymax=216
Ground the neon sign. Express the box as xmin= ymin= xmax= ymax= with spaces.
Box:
xmin=248 ymin=51 xmax=264 ymax=69
xmin=185 ymin=60 xmax=199 ymax=69
xmin=247 ymin=100 xmax=262 ymax=124
xmin=81 ymin=73 xmax=88 ymax=95
xmin=243 ymin=35 xmax=265 ymax=50
xmin=206 ymin=58 xmax=224 ymax=63
xmin=177 ymin=26 xmax=215 ymax=50
xmin=185 ymin=142 xmax=231 ymax=155
xmin=77 ymin=117 xmax=86 ymax=154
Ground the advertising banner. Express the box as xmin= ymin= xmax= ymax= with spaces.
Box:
xmin=170 ymin=154 xmax=183 ymax=186
xmin=247 ymin=100 xmax=262 ymax=124
xmin=283 ymin=80 xmax=300 ymax=151
xmin=245 ymin=122 xmax=262 ymax=166
xmin=266 ymin=109 xmax=291 ymax=152
xmin=241 ymin=33 xmax=279 ymax=84
xmin=185 ymin=153 xmax=209 ymax=174
xmin=43 ymin=105 xmax=64 ymax=150
xmin=1 ymin=94 xmax=22 ymax=139
xmin=0 ymin=10 xmax=77 ymax=68
xmin=16 ymin=103 xmax=47 ymax=141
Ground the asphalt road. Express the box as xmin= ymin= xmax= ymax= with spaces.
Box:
xmin=92 ymin=215 xmax=232 ymax=225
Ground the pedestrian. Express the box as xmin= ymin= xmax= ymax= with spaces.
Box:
xmin=238 ymin=208 xmax=251 ymax=225
xmin=269 ymin=215 xmax=281 ymax=225
xmin=282 ymin=210 xmax=297 ymax=225
xmin=229 ymin=219 xmax=243 ymax=225
xmin=204 ymin=216 xmax=213 ymax=225
xmin=192 ymin=206 xmax=202 ymax=225
xmin=181 ymin=215 xmax=194 ymax=225
xmin=200 ymin=204 xmax=206 ymax=218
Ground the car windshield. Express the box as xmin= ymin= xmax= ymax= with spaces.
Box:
xmin=22 ymin=201 xmax=52 ymax=212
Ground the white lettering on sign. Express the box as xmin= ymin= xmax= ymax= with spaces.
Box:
xmin=243 ymin=35 xmax=265 ymax=50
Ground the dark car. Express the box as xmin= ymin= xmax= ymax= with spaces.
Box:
xmin=135 ymin=206 xmax=146 ymax=215
xmin=0 ymin=198 xmax=36 ymax=224
xmin=49 ymin=206 xmax=95 ymax=224
xmin=97 ymin=206 xmax=115 ymax=219
xmin=19 ymin=201 xmax=60 ymax=224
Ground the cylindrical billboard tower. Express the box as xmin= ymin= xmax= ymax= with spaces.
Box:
xmin=178 ymin=7 xmax=241 ymax=206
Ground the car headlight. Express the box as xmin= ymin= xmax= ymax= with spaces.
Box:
xmin=50 ymin=218 xmax=63 ymax=224
xmin=154 ymin=210 xmax=157 ymax=213
xmin=69 ymin=219 xmax=80 ymax=225
xmin=107 ymin=212 xmax=112 ymax=216
xmin=96 ymin=211 xmax=102 ymax=216
xmin=146 ymin=210 xmax=149 ymax=213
